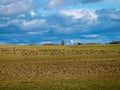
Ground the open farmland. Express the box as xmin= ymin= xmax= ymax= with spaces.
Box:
xmin=0 ymin=45 xmax=120 ymax=90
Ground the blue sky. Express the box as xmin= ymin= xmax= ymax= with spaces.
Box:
xmin=0 ymin=0 xmax=120 ymax=45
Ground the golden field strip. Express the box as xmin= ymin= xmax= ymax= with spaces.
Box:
xmin=0 ymin=45 xmax=120 ymax=90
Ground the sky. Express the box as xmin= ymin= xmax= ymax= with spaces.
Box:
xmin=0 ymin=0 xmax=120 ymax=45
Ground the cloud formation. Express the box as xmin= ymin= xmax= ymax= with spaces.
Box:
xmin=81 ymin=0 xmax=103 ymax=3
xmin=59 ymin=9 xmax=97 ymax=24
xmin=0 ymin=0 xmax=120 ymax=44
xmin=22 ymin=19 xmax=46 ymax=30
xmin=105 ymin=0 xmax=120 ymax=3
xmin=0 ymin=0 xmax=17 ymax=4
xmin=46 ymin=0 xmax=77 ymax=8
xmin=0 ymin=0 xmax=33 ymax=16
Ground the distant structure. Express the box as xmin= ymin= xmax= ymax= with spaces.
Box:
xmin=61 ymin=40 xmax=64 ymax=46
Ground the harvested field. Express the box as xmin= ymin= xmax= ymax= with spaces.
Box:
xmin=0 ymin=45 xmax=120 ymax=90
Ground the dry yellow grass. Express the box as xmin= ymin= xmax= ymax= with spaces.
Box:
xmin=0 ymin=45 xmax=120 ymax=90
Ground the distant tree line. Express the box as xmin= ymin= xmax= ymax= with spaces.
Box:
xmin=29 ymin=40 xmax=120 ymax=46
xmin=108 ymin=41 xmax=120 ymax=44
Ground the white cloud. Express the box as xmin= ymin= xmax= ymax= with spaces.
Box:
xmin=82 ymin=34 xmax=99 ymax=38
xmin=0 ymin=0 xmax=17 ymax=4
xmin=17 ymin=43 xmax=26 ymax=45
xmin=0 ymin=23 xmax=8 ymax=27
xmin=59 ymin=9 xmax=98 ymax=23
xmin=12 ymin=39 xmax=18 ymax=42
xmin=47 ymin=0 xmax=64 ymax=8
xmin=105 ymin=0 xmax=120 ymax=3
xmin=80 ymin=0 xmax=120 ymax=4
xmin=27 ymin=30 xmax=49 ymax=35
xmin=22 ymin=19 xmax=46 ymax=29
xmin=31 ymin=11 xmax=36 ymax=17
xmin=40 ymin=41 xmax=53 ymax=44
xmin=18 ymin=14 xmax=26 ymax=18
xmin=81 ymin=0 xmax=102 ymax=3
xmin=70 ymin=40 xmax=75 ymax=44
xmin=66 ymin=39 xmax=81 ymax=45
xmin=0 ymin=0 xmax=33 ymax=16
xmin=110 ymin=12 xmax=120 ymax=20
xmin=46 ymin=0 xmax=77 ymax=8
xmin=23 ymin=19 xmax=46 ymax=27
xmin=10 ymin=19 xmax=23 ymax=25
xmin=27 ymin=32 xmax=37 ymax=35
xmin=66 ymin=38 xmax=104 ymax=45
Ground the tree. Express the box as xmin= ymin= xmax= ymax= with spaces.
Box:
xmin=61 ymin=40 xmax=64 ymax=46
xmin=77 ymin=42 xmax=81 ymax=45
xmin=109 ymin=41 xmax=120 ymax=44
